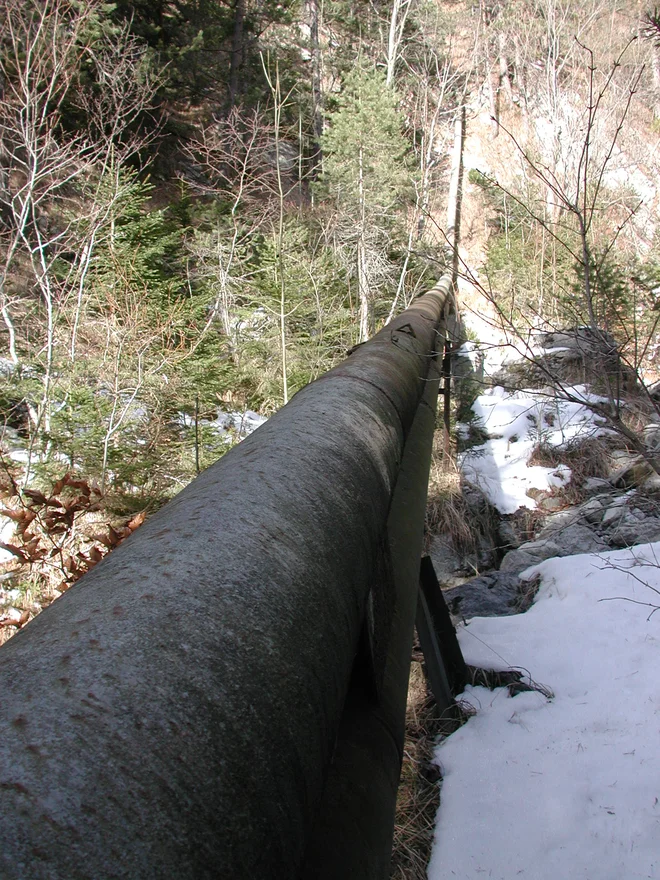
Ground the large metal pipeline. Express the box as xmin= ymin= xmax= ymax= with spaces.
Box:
xmin=0 ymin=277 xmax=453 ymax=880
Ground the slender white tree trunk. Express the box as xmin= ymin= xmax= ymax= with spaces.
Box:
xmin=357 ymin=145 xmax=370 ymax=343
xmin=386 ymin=0 xmax=411 ymax=87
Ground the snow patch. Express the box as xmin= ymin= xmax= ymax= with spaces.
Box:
xmin=429 ymin=544 xmax=660 ymax=880
xmin=460 ymin=385 xmax=604 ymax=513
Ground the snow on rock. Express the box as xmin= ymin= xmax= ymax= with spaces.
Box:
xmin=459 ymin=385 xmax=602 ymax=513
xmin=455 ymin=341 xmax=484 ymax=374
xmin=429 ymin=544 xmax=660 ymax=880
xmin=177 ymin=408 xmax=267 ymax=440
xmin=212 ymin=409 xmax=266 ymax=437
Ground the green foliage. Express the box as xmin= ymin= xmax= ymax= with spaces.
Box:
xmin=320 ymin=65 xmax=413 ymax=220
xmin=0 ymin=0 xmax=443 ymax=514
xmin=468 ymin=168 xmax=496 ymax=189
xmin=575 ymin=253 xmax=631 ymax=327
xmin=233 ymin=216 xmax=353 ymax=408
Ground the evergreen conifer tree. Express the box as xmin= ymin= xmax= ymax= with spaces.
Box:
xmin=320 ymin=65 xmax=413 ymax=340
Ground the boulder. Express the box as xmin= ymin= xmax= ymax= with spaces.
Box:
xmin=498 ymin=519 xmax=522 ymax=550
xmin=443 ymin=572 xmax=528 ymax=618
xmin=602 ymin=505 xmax=626 ymax=527
xmin=494 ymin=327 xmax=637 ymax=390
xmin=583 ymin=477 xmax=613 ymax=496
xmin=428 ymin=535 xmax=464 ymax=585
xmin=578 ymin=498 xmax=605 ymax=524
xmin=644 ymin=473 xmax=660 ymax=492
xmin=609 ymin=456 xmax=654 ymax=489
xmin=537 ymin=494 xmax=564 ymax=512
xmin=537 ymin=509 xmax=581 ymax=536
xmin=608 ymin=518 xmax=660 ymax=548
xmin=500 ymin=539 xmax=562 ymax=573
xmin=644 ymin=423 xmax=660 ymax=452
xmin=554 ymin=524 xmax=607 ymax=555
xmin=501 ymin=523 xmax=607 ymax=573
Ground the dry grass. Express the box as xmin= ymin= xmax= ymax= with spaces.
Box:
xmin=424 ymin=434 xmax=464 ymax=547
xmin=527 ymin=435 xmax=617 ymax=505
xmin=528 ymin=435 xmax=612 ymax=477
xmin=514 ymin=572 xmax=542 ymax=613
xmin=425 ymin=480 xmax=501 ymax=567
xmin=425 ymin=435 xmax=475 ymax=549
xmin=390 ymin=652 xmax=467 ymax=880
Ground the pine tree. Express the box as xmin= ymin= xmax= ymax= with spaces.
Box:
xmin=320 ymin=65 xmax=413 ymax=340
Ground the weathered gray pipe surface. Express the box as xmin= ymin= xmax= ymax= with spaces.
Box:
xmin=0 ymin=279 xmax=452 ymax=880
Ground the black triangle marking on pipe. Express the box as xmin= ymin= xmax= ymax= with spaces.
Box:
xmin=394 ymin=323 xmax=416 ymax=337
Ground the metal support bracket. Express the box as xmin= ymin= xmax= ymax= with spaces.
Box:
xmin=416 ymin=555 xmax=468 ymax=713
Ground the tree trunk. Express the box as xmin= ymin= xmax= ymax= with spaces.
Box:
xmin=445 ymin=105 xmax=465 ymax=287
xmin=498 ymin=32 xmax=513 ymax=104
xmin=357 ymin=146 xmax=370 ymax=342
xmin=307 ymin=0 xmax=323 ymax=175
xmin=652 ymin=46 xmax=660 ymax=120
xmin=357 ymin=237 xmax=370 ymax=343
xmin=386 ymin=0 xmax=411 ymax=87
xmin=228 ymin=0 xmax=246 ymax=110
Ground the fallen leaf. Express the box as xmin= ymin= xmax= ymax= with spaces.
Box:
xmin=88 ymin=531 xmax=114 ymax=548
xmin=51 ymin=477 xmax=66 ymax=495
xmin=23 ymin=489 xmax=47 ymax=505
xmin=44 ymin=497 xmax=65 ymax=509
xmin=108 ymin=524 xmax=127 ymax=544
xmin=127 ymin=510 xmax=146 ymax=531
xmin=16 ymin=511 xmax=37 ymax=533
xmin=0 ymin=507 xmax=28 ymax=522
xmin=0 ymin=541 xmax=26 ymax=561
xmin=63 ymin=556 xmax=77 ymax=573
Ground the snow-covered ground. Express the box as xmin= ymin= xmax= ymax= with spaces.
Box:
xmin=455 ymin=337 xmax=611 ymax=515
xmin=459 ymin=382 xmax=611 ymax=514
xmin=429 ymin=545 xmax=660 ymax=879
xmin=177 ymin=407 xmax=267 ymax=439
xmin=429 ymin=348 xmax=660 ymax=878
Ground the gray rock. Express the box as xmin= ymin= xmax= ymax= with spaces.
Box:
xmin=610 ymin=449 xmax=637 ymax=466
xmin=609 ymin=518 xmax=660 ymax=548
xmin=583 ymin=477 xmax=613 ymax=496
xmin=428 ymin=535 xmax=463 ymax=583
xmin=602 ymin=505 xmax=626 ymax=526
xmin=500 ymin=539 xmax=562 ymax=573
xmin=499 ymin=327 xmax=639 ymax=390
xmin=537 ymin=509 xmax=580 ymax=536
xmin=578 ymin=498 xmax=604 ymax=524
xmin=554 ymin=524 xmax=607 ymax=555
xmin=538 ymin=494 xmax=564 ymax=512
xmin=644 ymin=423 xmax=660 ymax=452
xmin=644 ymin=473 xmax=660 ymax=492
xmin=622 ymin=509 xmax=645 ymax=524
xmin=443 ymin=572 xmax=527 ymax=618
xmin=609 ymin=456 xmax=654 ymax=489
xmin=501 ymin=524 xmax=608 ymax=573
xmin=498 ymin=520 xmax=522 ymax=550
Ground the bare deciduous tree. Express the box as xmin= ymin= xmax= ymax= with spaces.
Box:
xmin=0 ymin=0 xmax=160 ymax=464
